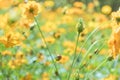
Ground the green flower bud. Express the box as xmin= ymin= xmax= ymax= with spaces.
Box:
xmin=76 ymin=18 xmax=84 ymax=33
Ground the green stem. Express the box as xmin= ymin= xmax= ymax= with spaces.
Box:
xmin=76 ymin=38 xmax=108 ymax=78
xmin=75 ymin=20 xmax=111 ymax=67
xmin=86 ymin=55 xmax=109 ymax=79
xmin=67 ymin=33 xmax=80 ymax=80
xmin=34 ymin=17 xmax=61 ymax=79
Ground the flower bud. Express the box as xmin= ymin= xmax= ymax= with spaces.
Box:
xmin=76 ymin=18 xmax=84 ymax=33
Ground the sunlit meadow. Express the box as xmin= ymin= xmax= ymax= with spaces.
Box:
xmin=0 ymin=0 xmax=120 ymax=80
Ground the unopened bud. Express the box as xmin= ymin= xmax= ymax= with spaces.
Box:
xmin=76 ymin=18 xmax=84 ymax=33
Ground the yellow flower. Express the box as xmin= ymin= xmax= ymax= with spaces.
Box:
xmin=37 ymin=53 xmax=44 ymax=62
xmin=0 ymin=0 xmax=13 ymax=9
xmin=15 ymin=52 xmax=25 ymax=59
xmin=66 ymin=7 xmax=84 ymax=15
xmin=56 ymin=55 xmax=69 ymax=64
xmin=42 ymin=72 xmax=50 ymax=80
xmin=15 ymin=52 xmax=27 ymax=65
xmin=0 ymin=31 xmax=23 ymax=47
xmin=61 ymin=15 xmax=73 ymax=23
xmin=108 ymin=27 xmax=120 ymax=58
xmin=19 ymin=18 xmax=33 ymax=28
xmin=44 ymin=36 xmax=55 ymax=44
xmin=101 ymin=5 xmax=112 ymax=15
xmin=111 ymin=9 xmax=120 ymax=26
xmin=8 ymin=59 xmax=16 ymax=69
xmin=41 ymin=21 xmax=57 ymax=32
xmin=44 ymin=1 xmax=54 ymax=7
xmin=103 ymin=74 xmax=117 ymax=80
xmin=20 ymin=73 xmax=32 ymax=80
xmin=87 ymin=2 xmax=95 ymax=13
xmin=73 ymin=1 xmax=84 ymax=9
xmin=63 ymin=41 xmax=75 ymax=49
xmin=1 ymin=50 xmax=12 ymax=56
xmin=23 ymin=1 xmax=41 ymax=19
xmin=44 ymin=61 xmax=51 ymax=66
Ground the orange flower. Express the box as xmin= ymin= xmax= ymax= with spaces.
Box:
xmin=108 ymin=27 xmax=120 ymax=58
xmin=73 ymin=2 xmax=84 ymax=8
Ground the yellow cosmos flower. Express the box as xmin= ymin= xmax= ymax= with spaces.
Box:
xmin=111 ymin=9 xmax=120 ymax=26
xmin=15 ymin=52 xmax=25 ymax=59
xmin=101 ymin=5 xmax=112 ymax=15
xmin=87 ymin=2 xmax=95 ymax=13
xmin=0 ymin=0 xmax=13 ymax=9
xmin=23 ymin=1 xmax=41 ymax=19
xmin=20 ymin=73 xmax=32 ymax=80
xmin=44 ymin=1 xmax=54 ymax=7
xmin=56 ymin=55 xmax=69 ymax=64
xmin=1 ymin=50 xmax=12 ymax=56
xmin=42 ymin=72 xmax=50 ymax=80
xmin=44 ymin=36 xmax=55 ymax=44
xmin=37 ymin=53 xmax=44 ymax=62
xmin=8 ymin=59 xmax=16 ymax=69
xmin=0 ymin=32 xmax=24 ymax=47
xmin=73 ymin=1 xmax=84 ymax=8
xmin=108 ymin=27 xmax=120 ymax=58
xmin=103 ymin=74 xmax=117 ymax=80
xmin=41 ymin=21 xmax=57 ymax=32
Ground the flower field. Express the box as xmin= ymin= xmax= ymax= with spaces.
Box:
xmin=0 ymin=0 xmax=120 ymax=80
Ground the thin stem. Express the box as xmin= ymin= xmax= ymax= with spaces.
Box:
xmin=86 ymin=55 xmax=110 ymax=79
xmin=74 ymin=21 xmax=111 ymax=77
xmin=34 ymin=17 xmax=61 ymax=79
xmin=112 ymin=55 xmax=119 ymax=68
xmin=67 ymin=33 xmax=80 ymax=80
xmin=76 ymin=38 xmax=108 ymax=78
xmin=80 ymin=41 xmax=97 ymax=65
xmin=75 ymin=20 xmax=111 ymax=67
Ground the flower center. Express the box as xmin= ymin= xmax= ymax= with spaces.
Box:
xmin=116 ymin=17 xmax=120 ymax=24
xmin=29 ymin=8 xmax=34 ymax=14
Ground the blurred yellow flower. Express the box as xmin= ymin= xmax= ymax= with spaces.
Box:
xmin=111 ymin=9 xmax=120 ymax=26
xmin=0 ymin=31 xmax=24 ymax=47
xmin=44 ymin=1 xmax=54 ymax=7
xmin=42 ymin=72 xmax=50 ymax=80
xmin=0 ymin=0 xmax=13 ymax=9
xmin=67 ymin=7 xmax=84 ymax=15
xmin=87 ymin=2 xmax=95 ymax=13
xmin=37 ymin=53 xmax=44 ymax=62
xmin=41 ymin=21 xmax=57 ymax=32
xmin=73 ymin=1 xmax=84 ymax=8
xmin=56 ymin=55 xmax=69 ymax=64
xmin=61 ymin=15 xmax=73 ymax=23
xmin=63 ymin=41 xmax=75 ymax=48
xmin=108 ymin=27 xmax=120 ymax=58
xmin=23 ymin=1 xmax=41 ymax=19
xmin=15 ymin=52 xmax=25 ymax=59
xmin=101 ymin=5 xmax=112 ymax=15
xmin=8 ymin=59 xmax=16 ymax=69
xmin=20 ymin=73 xmax=32 ymax=80
xmin=103 ymin=74 xmax=117 ymax=80
xmin=44 ymin=36 xmax=55 ymax=44
xmin=19 ymin=18 xmax=33 ymax=28
xmin=1 ymin=50 xmax=12 ymax=56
